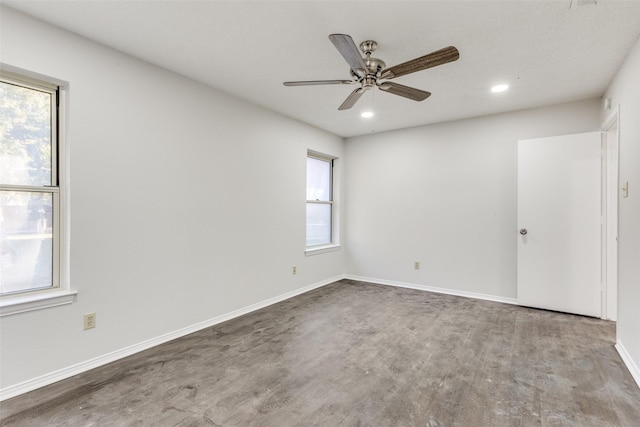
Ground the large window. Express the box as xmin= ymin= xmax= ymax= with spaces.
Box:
xmin=0 ymin=72 xmax=60 ymax=298
xmin=306 ymin=152 xmax=334 ymax=247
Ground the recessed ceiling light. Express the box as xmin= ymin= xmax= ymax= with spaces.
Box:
xmin=491 ymin=84 xmax=509 ymax=93
xmin=361 ymin=111 xmax=374 ymax=118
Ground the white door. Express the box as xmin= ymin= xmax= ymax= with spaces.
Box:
xmin=517 ymin=132 xmax=601 ymax=317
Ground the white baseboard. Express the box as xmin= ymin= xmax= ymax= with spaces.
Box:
xmin=615 ymin=340 xmax=640 ymax=388
xmin=344 ymin=275 xmax=518 ymax=306
xmin=0 ymin=275 xmax=343 ymax=401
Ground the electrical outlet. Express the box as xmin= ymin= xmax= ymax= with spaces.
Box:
xmin=292 ymin=266 xmax=297 ymax=275
xmin=414 ymin=261 xmax=420 ymax=270
xmin=84 ymin=313 xmax=96 ymax=330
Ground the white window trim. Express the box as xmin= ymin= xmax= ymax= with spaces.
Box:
xmin=305 ymin=243 xmax=341 ymax=256
xmin=0 ymin=290 xmax=77 ymax=316
xmin=0 ymin=68 xmax=73 ymax=316
xmin=306 ymin=150 xmax=340 ymax=254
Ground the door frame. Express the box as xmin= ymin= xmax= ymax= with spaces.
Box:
xmin=601 ymin=106 xmax=620 ymax=321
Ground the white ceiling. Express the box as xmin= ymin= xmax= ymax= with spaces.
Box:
xmin=4 ymin=0 xmax=640 ymax=137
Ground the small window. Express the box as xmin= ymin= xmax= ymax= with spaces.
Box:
xmin=0 ymin=72 xmax=60 ymax=297
xmin=306 ymin=153 xmax=334 ymax=247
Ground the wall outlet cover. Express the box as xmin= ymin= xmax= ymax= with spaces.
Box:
xmin=83 ymin=313 xmax=96 ymax=330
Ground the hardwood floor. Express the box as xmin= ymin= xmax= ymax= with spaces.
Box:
xmin=2 ymin=279 xmax=639 ymax=426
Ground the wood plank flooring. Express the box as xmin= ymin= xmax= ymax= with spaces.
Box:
xmin=2 ymin=279 xmax=639 ymax=426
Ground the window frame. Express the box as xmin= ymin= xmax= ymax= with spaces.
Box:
xmin=305 ymin=150 xmax=340 ymax=256
xmin=0 ymin=69 xmax=75 ymax=316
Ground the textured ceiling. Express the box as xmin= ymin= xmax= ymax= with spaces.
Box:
xmin=4 ymin=0 xmax=640 ymax=137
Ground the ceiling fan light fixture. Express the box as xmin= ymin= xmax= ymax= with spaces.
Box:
xmin=361 ymin=111 xmax=374 ymax=118
xmin=491 ymin=84 xmax=509 ymax=93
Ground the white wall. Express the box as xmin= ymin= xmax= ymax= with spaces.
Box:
xmin=345 ymin=99 xmax=600 ymax=299
xmin=602 ymin=35 xmax=640 ymax=383
xmin=0 ymin=7 xmax=345 ymax=392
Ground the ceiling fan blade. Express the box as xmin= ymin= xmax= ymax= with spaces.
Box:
xmin=329 ymin=34 xmax=368 ymax=75
xmin=378 ymin=82 xmax=431 ymax=101
xmin=380 ymin=46 xmax=459 ymax=79
xmin=283 ymin=80 xmax=354 ymax=86
xmin=338 ymin=87 xmax=365 ymax=110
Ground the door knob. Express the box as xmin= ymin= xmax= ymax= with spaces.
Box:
xmin=519 ymin=228 xmax=528 ymax=235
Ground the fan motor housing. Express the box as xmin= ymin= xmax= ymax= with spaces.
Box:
xmin=359 ymin=40 xmax=386 ymax=76
xmin=362 ymin=76 xmax=376 ymax=89
xmin=365 ymin=57 xmax=386 ymax=75
xmin=350 ymin=58 xmax=386 ymax=81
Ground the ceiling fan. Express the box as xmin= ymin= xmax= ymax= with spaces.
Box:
xmin=283 ymin=34 xmax=460 ymax=110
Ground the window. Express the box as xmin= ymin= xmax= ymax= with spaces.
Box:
xmin=0 ymin=70 xmax=70 ymax=311
xmin=306 ymin=152 xmax=335 ymax=248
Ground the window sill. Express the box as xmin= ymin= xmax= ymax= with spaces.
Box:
xmin=0 ymin=290 xmax=78 ymax=317
xmin=305 ymin=244 xmax=341 ymax=257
